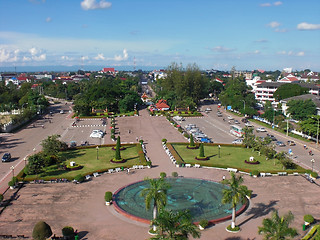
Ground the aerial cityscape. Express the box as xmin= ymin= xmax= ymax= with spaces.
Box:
xmin=0 ymin=0 xmax=320 ymax=240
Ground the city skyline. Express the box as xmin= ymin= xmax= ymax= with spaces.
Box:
xmin=1 ymin=0 xmax=320 ymax=71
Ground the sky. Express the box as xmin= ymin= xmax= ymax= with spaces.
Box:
xmin=0 ymin=0 xmax=320 ymax=71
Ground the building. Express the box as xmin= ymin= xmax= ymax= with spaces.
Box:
xmin=300 ymin=71 xmax=320 ymax=82
xmin=255 ymin=82 xmax=320 ymax=104
xmin=278 ymin=74 xmax=300 ymax=83
xmin=102 ymin=68 xmax=115 ymax=73
xmin=280 ymin=94 xmax=320 ymax=116
xmin=155 ymin=99 xmax=170 ymax=111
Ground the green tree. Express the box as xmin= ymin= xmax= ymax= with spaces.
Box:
xmin=41 ymin=134 xmax=65 ymax=157
xmin=140 ymin=178 xmax=171 ymax=232
xmin=222 ymin=172 xmax=251 ymax=229
xmin=115 ymin=136 xmax=121 ymax=160
xmin=199 ymin=143 xmax=205 ymax=158
xmin=25 ymin=153 xmax=44 ymax=175
xmin=299 ymin=115 xmax=320 ymax=138
xmin=189 ymin=134 xmax=195 ymax=147
xmin=287 ymin=99 xmax=316 ymax=121
xmin=150 ymin=209 xmax=201 ymax=240
xmin=32 ymin=221 xmax=52 ymax=240
xmin=274 ymin=83 xmax=308 ymax=101
xmin=243 ymin=127 xmax=255 ymax=148
xmin=258 ymin=210 xmax=297 ymax=240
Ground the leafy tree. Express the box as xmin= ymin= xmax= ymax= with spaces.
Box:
xmin=274 ymin=83 xmax=308 ymax=101
xmin=32 ymin=221 xmax=52 ymax=240
xmin=140 ymin=178 xmax=171 ymax=232
xmin=189 ymin=134 xmax=195 ymax=147
xmin=222 ymin=172 xmax=251 ymax=229
xmin=150 ymin=209 xmax=201 ymax=240
xmin=115 ymin=136 xmax=121 ymax=160
xmin=258 ymin=210 xmax=297 ymax=240
xmin=41 ymin=134 xmax=65 ymax=157
xmin=243 ymin=127 xmax=255 ymax=148
xmin=287 ymin=99 xmax=316 ymax=121
xmin=199 ymin=143 xmax=205 ymax=158
xmin=25 ymin=153 xmax=44 ymax=175
xmin=299 ymin=115 xmax=320 ymax=138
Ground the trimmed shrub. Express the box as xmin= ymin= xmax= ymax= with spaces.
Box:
xmin=74 ymin=174 xmax=85 ymax=183
xmin=105 ymin=191 xmax=113 ymax=202
xmin=199 ymin=143 xmax=205 ymax=158
xmin=62 ymin=226 xmax=75 ymax=238
xmin=171 ymin=172 xmax=178 ymax=177
xmin=189 ymin=135 xmax=195 ymax=147
xmin=146 ymin=161 xmax=152 ymax=167
xmin=32 ymin=221 xmax=52 ymax=240
xmin=199 ymin=219 xmax=209 ymax=228
xmin=183 ymin=133 xmax=190 ymax=138
xmin=0 ymin=194 xmax=3 ymax=202
xmin=311 ymin=172 xmax=318 ymax=179
xmin=160 ymin=172 xmax=167 ymax=178
xmin=115 ymin=136 xmax=121 ymax=160
xmin=306 ymin=169 xmax=312 ymax=174
xmin=251 ymin=170 xmax=260 ymax=177
xmin=162 ymin=139 xmax=167 ymax=144
xmin=226 ymin=225 xmax=240 ymax=232
xmin=304 ymin=214 xmax=315 ymax=224
xmin=8 ymin=180 xmax=15 ymax=187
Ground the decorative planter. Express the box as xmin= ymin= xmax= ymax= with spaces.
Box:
xmin=10 ymin=186 xmax=15 ymax=190
xmin=195 ymin=156 xmax=209 ymax=161
xmin=105 ymin=201 xmax=112 ymax=206
xmin=199 ymin=225 xmax=205 ymax=230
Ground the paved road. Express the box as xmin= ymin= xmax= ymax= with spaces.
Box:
xmin=181 ymin=101 xmax=319 ymax=173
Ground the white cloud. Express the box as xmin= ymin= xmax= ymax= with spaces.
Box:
xmin=253 ymin=50 xmax=260 ymax=54
xmin=274 ymin=1 xmax=282 ymax=6
xmin=277 ymin=51 xmax=305 ymax=56
xmin=114 ymin=49 xmax=128 ymax=61
xmin=23 ymin=56 xmax=31 ymax=62
xmin=267 ymin=21 xmax=280 ymax=28
xmin=81 ymin=56 xmax=89 ymax=61
xmin=260 ymin=1 xmax=282 ymax=7
xmin=297 ymin=22 xmax=320 ymax=30
xmin=46 ymin=17 xmax=52 ymax=22
xmin=33 ymin=53 xmax=46 ymax=61
xmin=211 ymin=46 xmax=234 ymax=52
xmin=29 ymin=47 xmax=38 ymax=56
xmin=81 ymin=0 xmax=112 ymax=10
xmin=94 ymin=53 xmax=105 ymax=60
xmin=61 ymin=56 xmax=73 ymax=61
xmin=275 ymin=28 xmax=288 ymax=33
xmin=0 ymin=48 xmax=20 ymax=62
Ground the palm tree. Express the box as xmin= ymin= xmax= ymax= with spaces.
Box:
xmin=140 ymin=178 xmax=171 ymax=232
xmin=150 ymin=209 xmax=201 ymax=240
xmin=221 ymin=172 xmax=251 ymax=229
xmin=258 ymin=210 xmax=297 ymax=240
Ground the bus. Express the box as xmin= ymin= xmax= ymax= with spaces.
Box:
xmin=230 ymin=125 xmax=244 ymax=137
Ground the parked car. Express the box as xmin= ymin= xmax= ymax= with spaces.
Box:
xmin=276 ymin=141 xmax=286 ymax=147
xmin=234 ymin=120 xmax=240 ymax=124
xmin=205 ymin=108 xmax=212 ymax=111
xmin=287 ymin=140 xmax=296 ymax=146
xmin=217 ymin=113 xmax=223 ymax=117
xmin=200 ymin=137 xmax=213 ymax=143
xmin=2 ymin=153 xmax=11 ymax=162
xmin=227 ymin=116 xmax=233 ymax=120
xmin=232 ymin=139 xmax=243 ymax=145
xmin=241 ymin=118 xmax=248 ymax=123
xmin=266 ymin=134 xmax=277 ymax=141
xmin=245 ymin=122 xmax=253 ymax=127
xmin=60 ymin=110 xmax=64 ymax=114
xmin=90 ymin=130 xmax=104 ymax=138
xmin=256 ymin=127 xmax=267 ymax=132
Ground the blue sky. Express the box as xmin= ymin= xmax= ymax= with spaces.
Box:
xmin=0 ymin=0 xmax=320 ymax=71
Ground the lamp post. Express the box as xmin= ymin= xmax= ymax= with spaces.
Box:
xmin=218 ymin=145 xmax=221 ymax=158
xmin=311 ymin=159 xmax=315 ymax=172
xmin=96 ymin=146 xmax=99 ymax=160
xmin=24 ymin=157 xmax=27 ymax=167
xmin=286 ymin=119 xmax=289 ymax=136
xmin=241 ymin=100 xmax=245 ymax=114
xmin=10 ymin=166 xmax=15 ymax=178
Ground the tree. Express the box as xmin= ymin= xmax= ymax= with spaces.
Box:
xmin=41 ymin=134 xmax=65 ymax=157
xmin=221 ymin=172 xmax=251 ymax=229
xmin=115 ymin=136 xmax=121 ymax=160
xmin=32 ymin=221 xmax=52 ymax=240
xmin=243 ymin=127 xmax=255 ymax=148
xmin=199 ymin=143 xmax=205 ymax=158
xmin=299 ymin=115 xmax=320 ymax=138
xmin=274 ymin=83 xmax=308 ymax=101
xmin=258 ymin=210 xmax=297 ymax=240
xmin=287 ymin=99 xmax=316 ymax=121
xmin=189 ymin=134 xmax=195 ymax=147
xmin=25 ymin=153 xmax=44 ymax=175
xmin=140 ymin=178 xmax=171 ymax=232
xmin=150 ymin=209 xmax=201 ymax=240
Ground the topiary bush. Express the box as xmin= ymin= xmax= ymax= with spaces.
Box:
xmin=162 ymin=139 xmax=167 ymax=144
xmin=171 ymin=172 xmax=178 ymax=177
xmin=0 ymin=194 xmax=3 ymax=203
xmin=62 ymin=226 xmax=75 ymax=239
xmin=251 ymin=170 xmax=260 ymax=177
xmin=74 ymin=174 xmax=85 ymax=183
xmin=311 ymin=172 xmax=318 ymax=179
xmin=105 ymin=191 xmax=113 ymax=202
xmin=199 ymin=219 xmax=209 ymax=228
xmin=32 ymin=221 xmax=53 ymax=240
xmin=160 ymin=172 xmax=167 ymax=178
xmin=304 ymin=214 xmax=315 ymax=224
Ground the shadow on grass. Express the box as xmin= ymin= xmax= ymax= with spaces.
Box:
xmin=60 ymin=149 xmax=86 ymax=160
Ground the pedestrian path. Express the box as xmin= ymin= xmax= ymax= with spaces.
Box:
xmin=71 ymin=124 xmax=105 ymax=128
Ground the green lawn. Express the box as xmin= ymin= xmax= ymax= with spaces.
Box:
xmin=23 ymin=144 xmax=146 ymax=181
xmin=171 ymin=143 xmax=305 ymax=173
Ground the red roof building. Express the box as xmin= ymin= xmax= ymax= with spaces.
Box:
xmin=155 ymin=99 xmax=170 ymax=111
xmin=103 ymin=68 xmax=115 ymax=73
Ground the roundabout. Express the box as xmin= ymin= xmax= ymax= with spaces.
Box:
xmin=113 ymin=177 xmax=248 ymax=224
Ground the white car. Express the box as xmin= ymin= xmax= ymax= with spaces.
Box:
xmin=90 ymin=130 xmax=104 ymax=138
xmin=245 ymin=122 xmax=253 ymax=127
xmin=227 ymin=116 xmax=233 ymax=120
xmin=232 ymin=139 xmax=243 ymax=144
xmin=256 ymin=127 xmax=267 ymax=132
xmin=205 ymin=108 xmax=212 ymax=111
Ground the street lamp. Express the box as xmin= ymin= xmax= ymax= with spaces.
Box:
xmin=10 ymin=166 xmax=15 ymax=178
xmin=241 ymin=100 xmax=245 ymax=114
xmin=24 ymin=157 xmax=27 ymax=167
xmin=218 ymin=145 xmax=221 ymax=158
xmin=96 ymin=146 xmax=99 ymax=160
xmin=311 ymin=159 xmax=315 ymax=172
